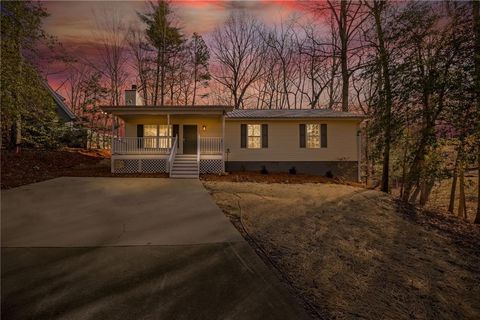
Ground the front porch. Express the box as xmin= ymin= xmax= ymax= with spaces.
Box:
xmin=103 ymin=106 xmax=232 ymax=177
xmin=111 ymin=136 xmax=224 ymax=176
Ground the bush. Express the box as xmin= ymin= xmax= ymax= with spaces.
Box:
xmin=289 ymin=166 xmax=297 ymax=175
xmin=60 ymin=125 xmax=88 ymax=148
xmin=261 ymin=165 xmax=268 ymax=174
xmin=325 ymin=170 xmax=334 ymax=178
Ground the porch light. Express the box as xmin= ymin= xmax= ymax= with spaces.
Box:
xmin=202 ymin=125 xmax=207 ymax=131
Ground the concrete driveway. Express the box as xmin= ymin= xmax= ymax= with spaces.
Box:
xmin=1 ymin=177 xmax=310 ymax=320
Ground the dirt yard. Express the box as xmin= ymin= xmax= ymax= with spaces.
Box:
xmin=1 ymin=149 xmax=167 ymax=189
xmin=205 ymin=181 xmax=480 ymax=320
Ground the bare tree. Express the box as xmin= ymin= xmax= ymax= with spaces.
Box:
xmin=93 ymin=9 xmax=129 ymax=106
xmin=296 ymin=22 xmax=334 ymax=109
xmin=311 ymin=1 xmax=369 ymax=111
xmin=127 ymin=26 xmax=153 ymax=105
xmin=210 ymin=12 xmax=268 ymax=109
xmin=364 ymin=0 xmax=394 ymax=193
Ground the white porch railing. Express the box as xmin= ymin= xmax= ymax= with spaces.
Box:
xmin=200 ymin=137 xmax=223 ymax=154
xmin=113 ymin=136 xmax=223 ymax=155
xmin=112 ymin=137 xmax=173 ymax=154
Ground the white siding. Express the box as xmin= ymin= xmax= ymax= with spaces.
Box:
xmin=224 ymin=119 xmax=359 ymax=162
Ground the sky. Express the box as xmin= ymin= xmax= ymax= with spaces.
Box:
xmin=41 ymin=0 xmax=313 ymax=91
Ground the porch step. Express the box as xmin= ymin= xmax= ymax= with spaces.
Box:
xmin=170 ymin=154 xmax=199 ymax=178
xmin=175 ymin=155 xmax=197 ymax=159
xmin=170 ymin=174 xmax=199 ymax=178
xmin=173 ymin=159 xmax=197 ymax=163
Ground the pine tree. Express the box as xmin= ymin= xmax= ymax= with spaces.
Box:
xmin=1 ymin=1 xmax=64 ymax=149
xmin=189 ymin=33 xmax=210 ymax=105
xmin=138 ymin=0 xmax=184 ymax=106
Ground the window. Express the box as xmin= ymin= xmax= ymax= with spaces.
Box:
xmin=306 ymin=124 xmax=320 ymax=148
xmin=158 ymin=125 xmax=171 ymax=137
xmin=158 ymin=125 xmax=172 ymax=148
xmin=247 ymin=124 xmax=261 ymax=149
xmin=144 ymin=125 xmax=158 ymax=148
xmin=143 ymin=125 xmax=171 ymax=148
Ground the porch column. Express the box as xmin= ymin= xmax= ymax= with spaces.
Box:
xmin=167 ymin=113 xmax=170 ymax=149
xmin=222 ymin=114 xmax=225 ymax=173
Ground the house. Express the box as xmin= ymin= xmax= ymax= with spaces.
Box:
xmin=44 ymin=80 xmax=76 ymax=122
xmin=101 ymin=86 xmax=364 ymax=180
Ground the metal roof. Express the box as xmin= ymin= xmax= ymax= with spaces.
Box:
xmin=225 ymin=109 xmax=364 ymax=119
xmin=100 ymin=105 xmax=364 ymax=120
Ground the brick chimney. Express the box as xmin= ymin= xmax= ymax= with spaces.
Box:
xmin=125 ymin=85 xmax=143 ymax=106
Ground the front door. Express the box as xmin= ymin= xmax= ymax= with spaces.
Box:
xmin=183 ymin=125 xmax=197 ymax=154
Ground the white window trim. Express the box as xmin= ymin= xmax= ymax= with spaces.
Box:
xmin=306 ymin=123 xmax=320 ymax=149
xmin=247 ymin=124 xmax=262 ymax=149
xmin=143 ymin=124 xmax=172 ymax=148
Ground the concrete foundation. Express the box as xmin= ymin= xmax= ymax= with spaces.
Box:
xmin=226 ymin=161 xmax=358 ymax=181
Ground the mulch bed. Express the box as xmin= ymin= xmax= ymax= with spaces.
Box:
xmin=1 ymin=149 xmax=167 ymax=189
xmin=201 ymin=171 xmax=363 ymax=187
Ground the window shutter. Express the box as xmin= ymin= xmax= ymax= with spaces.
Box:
xmin=240 ymin=124 xmax=247 ymax=148
xmin=172 ymin=124 xmax=179 ymax=147
xmin=137 ymin=124 xmax=144 ymax=148
xmin=261 ymin=124 xmax=268 ymax=148
xmin=299 ymin=124 xmax=306 ymax=148
xmin=321 ymin=124 xmax=328 ymax=148
xmin=137 ymin=124 xmax=144 ymax=137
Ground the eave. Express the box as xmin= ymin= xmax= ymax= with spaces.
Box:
xmin=100 ymin=105 xmax=234 ymax=116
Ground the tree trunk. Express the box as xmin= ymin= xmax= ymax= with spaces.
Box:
xmin=192 ymin=64 xmax=198 ymax=105
xmin=448 ymin=146 xmax=460 ymax=213
xmin=409 ymin=183 xmax=421 ymax=204
xmin=400 ymin=137 xmax=409 ymax=199
xmin=457 ymin=163 xmax=467 ymax=220
xmin=473 ymin=0 xmax=480 ymax=223
xmin=402 ymin=121 xmax=435 ymax=202
xmin=476 ymin=145 xmax=480 ymax=223
xmin=368 ymin=0 xmax=393 ymax=193
xmin=339 ymin=0 xmax=349 ymax=112
xmin=419 ymin=178 xmax=435 ymax=207
xmin=154 ymin=51 xmax=161 ymax=106
xmin=364 ymin=123 xmax=370 ymax=186
xmin=15 ymin=118 xmax=21 ymax=154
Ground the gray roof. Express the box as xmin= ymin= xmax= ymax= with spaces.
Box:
xmin=225 ymin=109 xmax=364 ymax=119
xmin=44 ymin=81 xmax=76 ymax=121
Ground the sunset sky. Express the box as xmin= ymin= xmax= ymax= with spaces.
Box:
xmin=41 ymin=1 xmax=313 ymax=91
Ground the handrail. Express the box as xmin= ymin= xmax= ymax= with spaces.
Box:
xmin=168 ymin=135 xmax=178 ymax=176
xmin=197 ymin=134 xmax=200 ymax=176
xmin=112 ymin=136 xmax=173 ymax=154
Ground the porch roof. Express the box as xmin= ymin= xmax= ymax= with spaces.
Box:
xmin=101 ymin=105 xmax=233 ymax=116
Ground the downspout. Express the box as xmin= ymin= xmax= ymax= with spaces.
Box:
xmin=222 ymin=113 xmax=226 ymax=173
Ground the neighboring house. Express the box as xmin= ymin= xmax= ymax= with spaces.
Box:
xmin=101 ymin=86 xmax=364 ymax=180
xmin=44 ymin=81 xmax=76 ymax=123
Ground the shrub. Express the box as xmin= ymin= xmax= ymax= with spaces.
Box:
xmin=325 ymin=170 xmax=334 ymax=178
xmin=260 ymin=165 xmax=268 ymax=174
xmin=289 ymin=166 xmax=297 ymax=175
